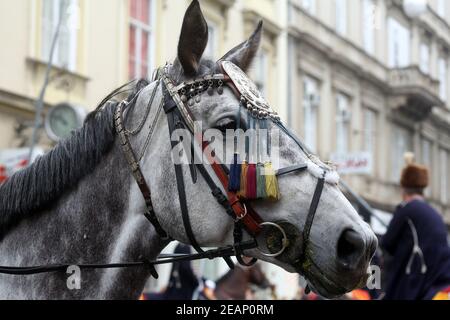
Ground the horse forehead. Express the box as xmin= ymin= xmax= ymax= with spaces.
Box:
xmin=199 ymin=89 xmax=238 ymax=114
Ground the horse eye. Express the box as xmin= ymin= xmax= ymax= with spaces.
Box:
xmin=214 ymin=118 xmax=236 ymax=132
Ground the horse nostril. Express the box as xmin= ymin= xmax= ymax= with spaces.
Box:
xmin=337 ymin=229 xmax=365 ymax=270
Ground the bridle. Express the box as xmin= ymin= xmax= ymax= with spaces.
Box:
xmin=115 ymin=62 xmax=330 ymax=268
xmin=0 ymin=61 xmax=331 ymax=278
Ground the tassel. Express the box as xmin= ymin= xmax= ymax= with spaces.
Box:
xmin=265 ymin=162 xmax=280 ymax=201
xmin=239 ymin=161 xmax=249 ymax=197
xmin=229 ymin=153 xmax=241 ymax=192
xmin=246 ymin=163 xmax=257 ymax=199
xmin=256 ymin=163 xmax=267 ymax=199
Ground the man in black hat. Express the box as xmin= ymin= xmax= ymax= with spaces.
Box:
xmin=381 ymin=154 xmax=450 ymax=300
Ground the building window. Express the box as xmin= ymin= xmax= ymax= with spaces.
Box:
xmin=391 ymin=125 xmax=413 ymax=181
xmin=42 ymin=0 xmax=78 ymax=71
xmin=336 ymin=93 xmax=351 ymax=154
xmin=422 ymin=138 xmax=432 ymax=197
xmin=439 ymin=57 xmax=447 ymax=101
xmin=302 ymin=0 xmax=316 ymax=14
xmin=388 ymin=17 xmax=410 ymax=68
xmin=364 ymin=108 xmax=377 ymax=169
xmin=204 ymin=21 xmax=218 ymax=59
xmin=438 ymin=0 xmax=446 ymax=18
xmin=420 ymin=43 xmax=430 ymax=74
xmin=129 ymin=0 xmax=154 ymax=79
xmin=363 ymin=0 xmax=375 ymax=55
xmin=335 ymin=0 xmax=347 ymax=36
xmin=422 ymin=139 xmax=432 ymax=168
xmin=303 ymin=76 xmax=320 ymax=152
xmin=252 ymin=49 xmax=268 ymax=97
xmin=440 ymin=149 xmax=448 ymax=204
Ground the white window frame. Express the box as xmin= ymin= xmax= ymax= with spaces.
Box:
xmin=129 ymin=0 xmax=155 ymax=79
xmin=336 ymin=93 xmax=350 ymax=154
xmin=302 ymin=0 xmax=316 ymax=15
xmin=364 ymin=108 xmax=377 ymax=170
xmin=439 ymin=57 xmax=447 ymax=101
xmin=362 ymin=0 xmax=375 ymax=55
xmin=391 ymin=126 xmax=413 ymax=181
xmin=440 ymin=149 xmax=448 ymax=204
xmin=303 ymin=76 xmax=320 ymax=153
xmin=388 ymin=17 xmax=410 ymax=68
xmin=420 ymin=42 xmax=430 ymax=74
xmin=42 ymin=0 xmax=78 ymax=71
xmin=422 ymin=138 xmax=432 ymax=197
xmin=204 ymin=20 xmax=218 ymax=59
xmin=437 ymin=0 xmax=446 ymax=18
xmin=335 ymin=0 xmax=347 ymax=36
xmin=252 ymin=49 xmax=269 ymax=97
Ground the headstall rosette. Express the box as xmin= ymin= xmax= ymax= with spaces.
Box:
xmin=221 ymin=61 xmax=281 ymax=122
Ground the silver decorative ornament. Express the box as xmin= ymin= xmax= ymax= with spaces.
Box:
xmin=222 ymin=61 xmax=271 ymax=112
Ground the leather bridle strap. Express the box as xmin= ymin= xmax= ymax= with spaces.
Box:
xmin=193 ymin=153 xmax=258 ymax=266
xmin=195 ymin=138 xmax=261 ymax=266
xmin=297 ymin=173 xmax=326 ymax=266
xmin=164 ymin=92 xmax=235 ymax=269
xmin=194 ymin=153 xmax=257 ymax=267
xmin=276 ymin=164 xmax=308 ymax=177
xmin=165 ymin=110 xmax=201 ymax=250
xmin=114 ymin=101 xmax=169 ymax=240
xmin=194 ymin=163 xmax=235 ymax=219
xmin=200 ymin=138 xmax=263 ymax=236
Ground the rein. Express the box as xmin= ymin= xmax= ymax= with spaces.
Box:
xmin=0 ymin=241 xmax=257 ymax=276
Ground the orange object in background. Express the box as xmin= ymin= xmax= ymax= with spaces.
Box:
xmin=349 ymin=289 xmax=371 ymax=300
xmin=433 ymin=287 xmax=450 ymax=300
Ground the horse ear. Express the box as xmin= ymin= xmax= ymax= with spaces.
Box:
xmin=220 ymin=21 xmax=263 ymax=72
xmin=177 ymin=0 xmax=209 ymax=76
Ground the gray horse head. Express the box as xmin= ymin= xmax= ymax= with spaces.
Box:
xmin=131 ymin=0 xmax=378 ymax=298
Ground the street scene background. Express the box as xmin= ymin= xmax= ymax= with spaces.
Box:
xmin=0 ymin=0 xmax=449 ymax=300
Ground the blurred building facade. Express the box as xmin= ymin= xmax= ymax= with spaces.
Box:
xmin=287 ymin=0 xmax=450 ymax=225
xmin=0 ymin=0 xmax=449 ymax=298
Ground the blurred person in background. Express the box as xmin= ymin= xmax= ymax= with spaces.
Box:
xmin=381 ymin=153 xmax=450 ymax=300
xmin=143 ymin=244 xmax=200 ymax=300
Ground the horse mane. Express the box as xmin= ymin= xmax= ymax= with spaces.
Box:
xmin=0 ymin=79 xmax=149 ymax=235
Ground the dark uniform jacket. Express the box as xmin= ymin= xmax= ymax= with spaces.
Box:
xmin=381 ymin=199 xmax=450 ymax=300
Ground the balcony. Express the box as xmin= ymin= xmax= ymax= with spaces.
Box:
xmin=387 ymin=66 xmax=444 ymax=121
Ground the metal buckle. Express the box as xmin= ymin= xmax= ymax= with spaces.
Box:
xmin=257 ymin=222 xmax=289 ymax=258
xmin=235 ymin=203 xmax=248 ymax=221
